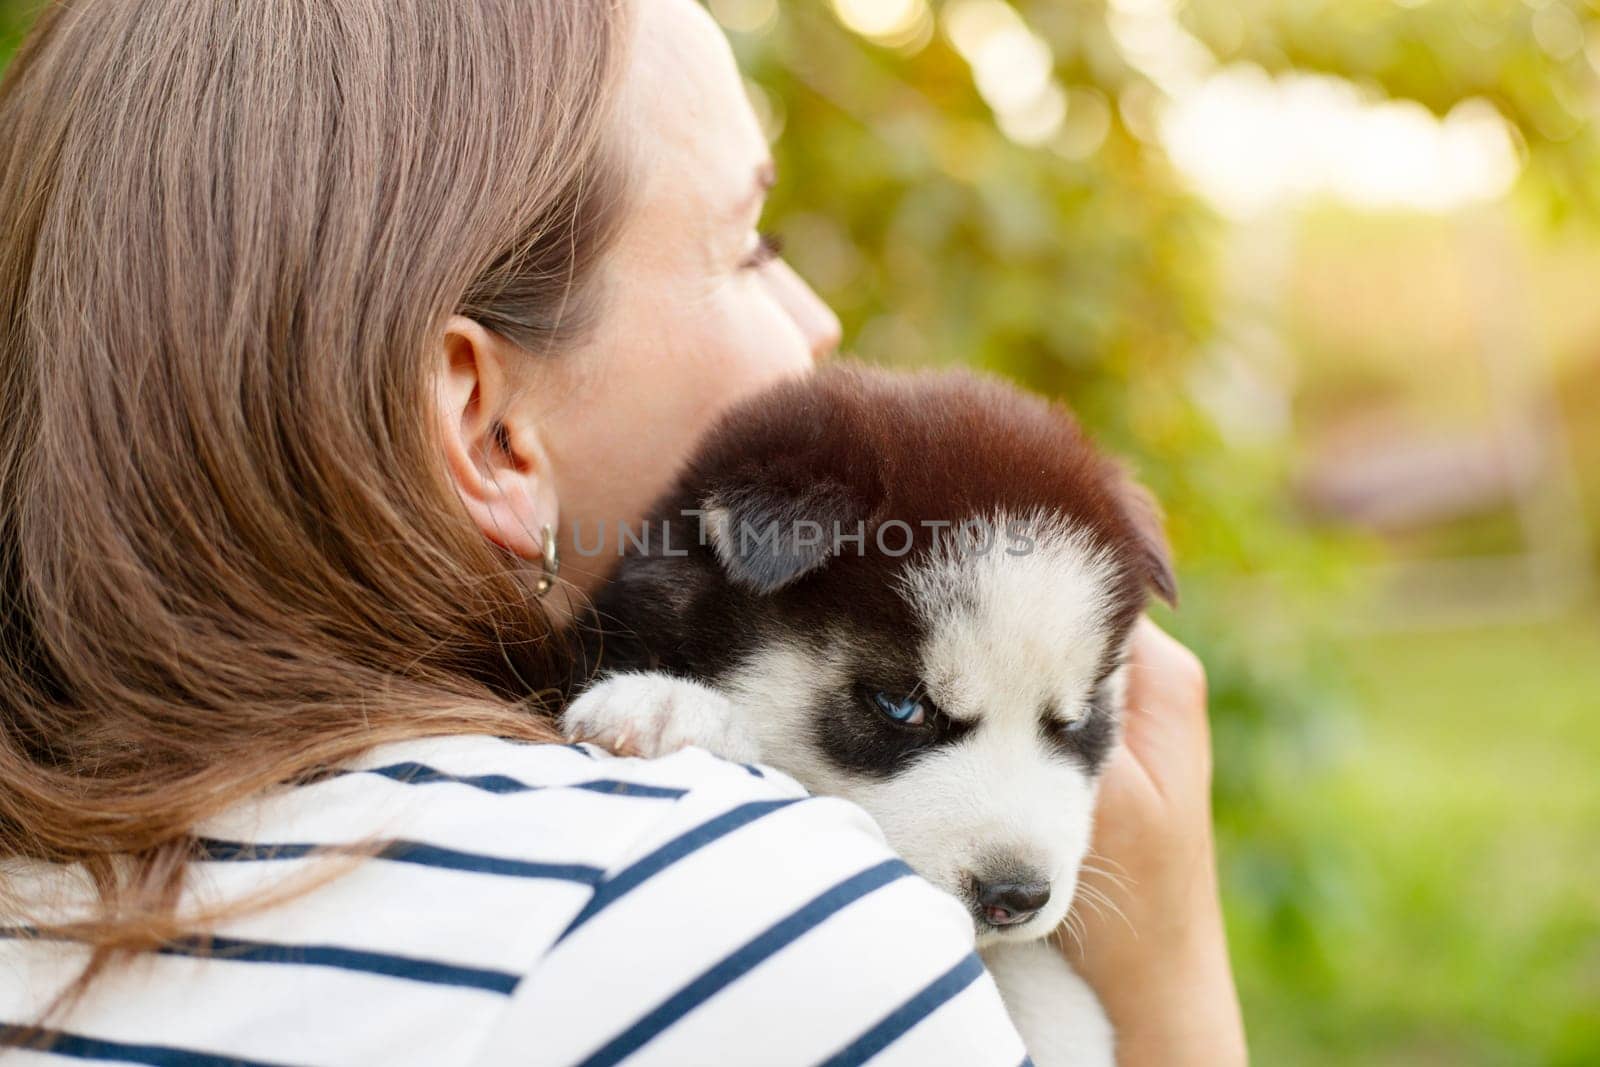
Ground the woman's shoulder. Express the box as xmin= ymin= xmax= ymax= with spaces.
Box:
xmin=201 ymin=733 xmax=820 ymax=883
xmin=191 ymin=734 xmax=841 ymax=989
xmin=219 ymin=736 xmax=1026 ymax=1065
xmin=4 ymin=738 xmax=1028 ymax=1065
xmin=427 ymin=738 xmax=1028 ymax=1067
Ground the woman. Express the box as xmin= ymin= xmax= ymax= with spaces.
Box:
xmin=0 ymin=1 xmax=1246 ymax=1064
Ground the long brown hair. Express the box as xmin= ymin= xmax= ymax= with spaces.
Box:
xmin=0 ymin=0 xmax=632 ymax=956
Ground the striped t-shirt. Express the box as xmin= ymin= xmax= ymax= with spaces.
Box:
xmin=0 ymin=735 xmax=1032 ymax=1066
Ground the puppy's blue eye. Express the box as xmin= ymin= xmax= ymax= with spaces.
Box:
xmin=872 ymin=691 xmax=927 ymax=727
xmin=1053 ymin=708 xmax=1093 ymax=735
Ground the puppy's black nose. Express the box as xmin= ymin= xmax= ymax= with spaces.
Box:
xmin=975 ymin=880 xmax=1051 ymax=926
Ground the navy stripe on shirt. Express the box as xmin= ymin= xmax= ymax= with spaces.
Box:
xmin=192 ymin=838 xmax=604 ymax=885
xmin=157 ymin=935 xmax=521 ymax=995
xmin=817 ymin=951 xmax=988 ymax=1067
xmin=573 ymin=858 xmax=914 ymax=1067
xmin=556 ymin=798 xmax=803 ymax=943
xmin=0 ymin=1025 xmax=296 ymax=1067
xmin=0 ymin=928 xmax=518 ymax=997
xmin=351 ymin=762 xmax=687 ymax=800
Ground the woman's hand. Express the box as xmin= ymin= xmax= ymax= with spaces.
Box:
xmin=1064 ymin=619 xmax=1248 ymax=1067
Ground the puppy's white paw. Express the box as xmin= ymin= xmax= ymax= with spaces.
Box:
xmin=564 ymin=672 xmax=761 ymax=763
xmin=982 ymin=940 xmax=1114 ymax=1067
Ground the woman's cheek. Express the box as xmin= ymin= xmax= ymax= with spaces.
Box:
xmin=707 ymin=282 xmax=816 ymax=390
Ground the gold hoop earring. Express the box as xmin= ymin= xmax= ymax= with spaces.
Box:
xmin=534 ymin=524 xmax=560 ymax=601
xmin=535 ymin=524 xmax=560 ymax=598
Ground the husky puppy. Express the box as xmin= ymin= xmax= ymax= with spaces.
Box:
xmin=565 ymin=364 xmax=1176 ymax=1067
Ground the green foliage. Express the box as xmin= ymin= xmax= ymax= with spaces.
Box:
xmin=742 ymin=5 xmax=1217 ymax=439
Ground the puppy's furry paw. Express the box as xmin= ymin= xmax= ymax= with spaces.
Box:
xmin=982 ymin=940 xmax=1115 ymax=1067
xmin=564 ymin=672 xmax=762 ymax=763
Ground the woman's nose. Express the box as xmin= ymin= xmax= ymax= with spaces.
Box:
xmin=765 ymin=258 xmax=842 ymax=362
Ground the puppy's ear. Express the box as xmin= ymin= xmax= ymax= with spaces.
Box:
xmin=1117 ymin=476 xmax=1179 ymax=608
xmin=702 ymin=480 xmax=862 ymax=596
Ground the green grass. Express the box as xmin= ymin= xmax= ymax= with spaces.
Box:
xmin=1231 ymin=614 xmax=1600 ymax=1066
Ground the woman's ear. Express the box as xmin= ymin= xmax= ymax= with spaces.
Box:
xmin=435 ymin=315 xmax=559 ymax=563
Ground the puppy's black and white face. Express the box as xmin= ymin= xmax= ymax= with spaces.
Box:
xmin=711 ymin=517 xmax=1129 ymax=942
xmin=589 ymin=365 xmax=1174 ymax=943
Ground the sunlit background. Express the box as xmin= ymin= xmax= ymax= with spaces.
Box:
xmin=5 ymin=1 xmax=1599 ymax=1063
